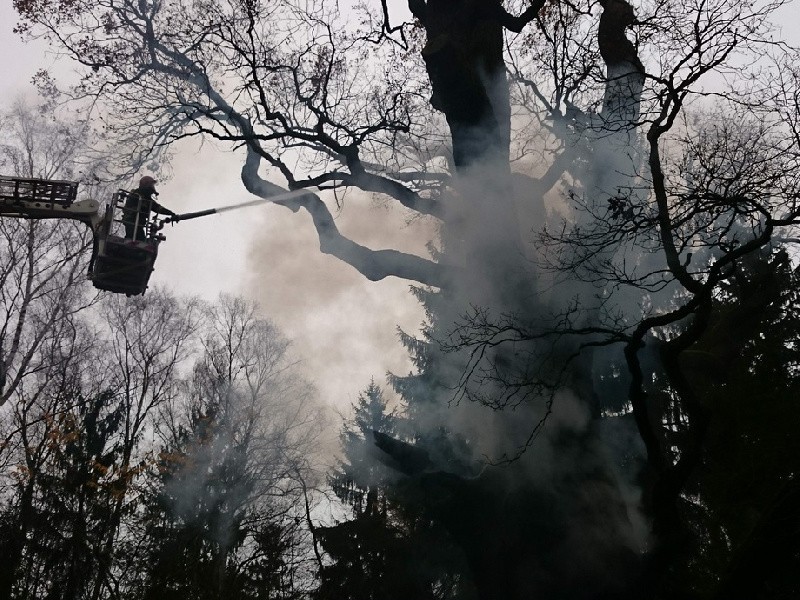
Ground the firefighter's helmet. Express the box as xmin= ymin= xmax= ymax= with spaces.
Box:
xmin=139 ymin=175 xmax=157 ymax=192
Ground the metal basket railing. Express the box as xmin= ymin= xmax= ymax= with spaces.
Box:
xmin=108 ymin=190 xmax=162 ymax=242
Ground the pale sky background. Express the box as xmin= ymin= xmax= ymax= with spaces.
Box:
xmin=2 ymin=1 xmax=799 ymax=411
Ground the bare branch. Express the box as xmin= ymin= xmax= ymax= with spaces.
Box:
xmin=241 ymin=146 xmax=445 ymax=286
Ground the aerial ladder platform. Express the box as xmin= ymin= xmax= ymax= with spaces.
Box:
xmin=1 ymin=175 xmax=310 ymax=295
xmin=0 ymin=175 xmax=163 ymax=295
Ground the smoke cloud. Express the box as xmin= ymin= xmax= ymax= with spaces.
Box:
xmin=244 ymin=190 xmax=436 ymax=410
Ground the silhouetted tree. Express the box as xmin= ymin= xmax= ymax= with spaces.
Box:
xmin=0 ymin=97 xmax=101 ymax=599
xmin=22 ymin=391 xmax=124 ymax=600
xmin=318 ymin=381 xmax=467 ymax=600
xmin=140 ymin=295 xmax=323 ymax=600
xmin=13 ymin=0 xmax=800 ymax=597
xmin=668 ymin=250 xmax=800 ymax=597
xmin=330 ymin=381 xmax=397 ymax=518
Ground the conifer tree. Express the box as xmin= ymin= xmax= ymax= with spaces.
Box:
xmin=330 ymin=380 xmax=396 ymax=518
xmin=318 ymin=381 xmax=469 ymax=600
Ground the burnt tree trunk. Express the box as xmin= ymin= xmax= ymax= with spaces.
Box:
xmin=395 ymin=2 xmax=647 ymax=599
xmin=413 ymin=0 xmax=511 ymax=170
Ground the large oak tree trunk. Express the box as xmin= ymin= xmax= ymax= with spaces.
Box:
xmin=389 ymin=2 xmax=649 ymax=598
xmin=418 ymin=0 xmax=510 ymax=171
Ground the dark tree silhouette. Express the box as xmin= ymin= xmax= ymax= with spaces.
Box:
xmin=11 ymin=0 xmax=800 ymax=597
xmin=318 ymin=382 xmax=467 ymax=600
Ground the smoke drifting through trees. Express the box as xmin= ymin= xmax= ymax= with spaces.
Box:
xmin=245 ymin=190 xmax=434 ymax=410
xmin=7 ymin=0 xmax=800 ymax=597
xmin=0 ymin=287 xmax=326 ymax=599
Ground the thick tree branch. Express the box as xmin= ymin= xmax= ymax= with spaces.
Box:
xmin=493 ymin=0 xmax=547 ymax=33
xmin=241 ymin=147 xmax=446 ymax=287
xmin=133 ymin=28 xmax=448 ymax=286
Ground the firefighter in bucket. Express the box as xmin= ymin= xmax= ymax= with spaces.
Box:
xmin=123 ymin=175 xmax=178 ymax=241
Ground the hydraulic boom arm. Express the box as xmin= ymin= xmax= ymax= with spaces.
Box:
xmin=0 ymin=176 xmax=101 ymax=227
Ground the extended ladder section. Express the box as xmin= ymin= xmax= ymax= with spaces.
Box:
xmin=0 ymin=176 xmax=78 ymax=205
xmin=0 ymin=176 xmax=100 ymax=223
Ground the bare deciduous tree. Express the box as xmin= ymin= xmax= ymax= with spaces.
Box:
xmin=0 ymin=99 xmax=100 ymax=406
xmin=143 ymin=294 xmax=325 ymax=599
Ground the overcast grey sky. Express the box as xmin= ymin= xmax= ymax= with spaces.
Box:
xmin=2 ymin=1 xmax=799 ymax=410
